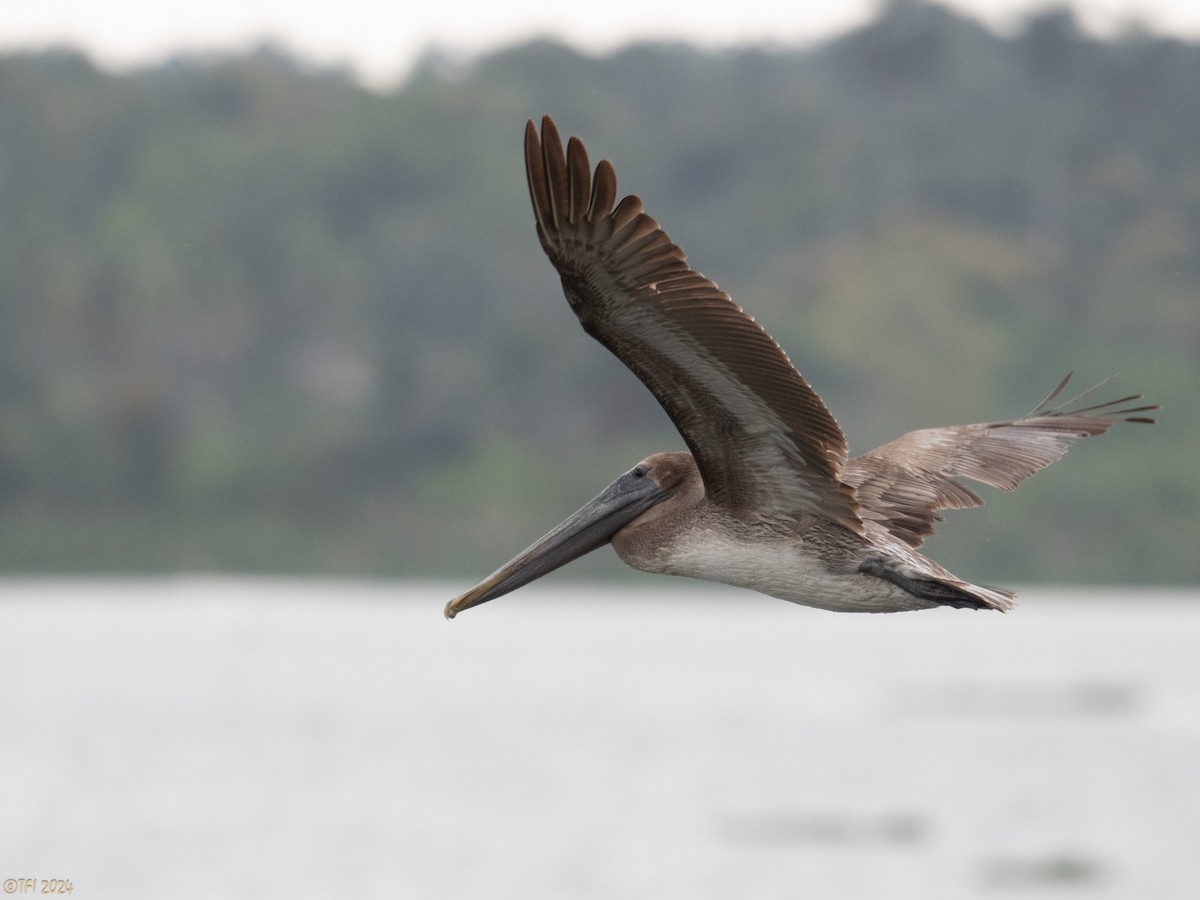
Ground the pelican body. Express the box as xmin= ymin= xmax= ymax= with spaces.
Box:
xmin=444 ymin=117 xmax=1156 ymax=620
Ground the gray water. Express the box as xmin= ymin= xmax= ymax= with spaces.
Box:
xmin=1 ymin=580 xmax=1197 ymax=899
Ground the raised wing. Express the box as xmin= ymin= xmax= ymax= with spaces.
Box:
xmin=524 ymin=116 xmax=860 ymax=531
xmin=846 ymin=374 xmax=1158 ymax=548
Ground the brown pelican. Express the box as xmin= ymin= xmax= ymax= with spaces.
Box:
xmin=445 ymin=116 xmax=1157 ymax=619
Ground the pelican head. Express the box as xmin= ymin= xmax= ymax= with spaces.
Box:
xmin=444 ymin=453 xmax=696 ymax=619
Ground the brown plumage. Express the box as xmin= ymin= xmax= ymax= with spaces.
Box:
xmin=846 ymin=374 xmax=1157 ymax=549
xmin=443 ymin=117 xmax=1157 ymax=620
xmin=524 ymin=117 xmax=860 ymax=533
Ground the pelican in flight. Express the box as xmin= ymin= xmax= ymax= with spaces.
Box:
xmin=445 ymin=117 xmax=1156 ymax=619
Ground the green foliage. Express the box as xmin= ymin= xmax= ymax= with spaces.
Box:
xmin=0 ymin=4 xmax=1196 ymax=583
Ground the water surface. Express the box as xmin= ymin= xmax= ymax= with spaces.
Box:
xmin=1 ymin=580 xmax=1197 ymax=898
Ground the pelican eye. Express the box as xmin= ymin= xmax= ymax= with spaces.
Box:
xmin=632 ymin=464 xmax=649 ymax=479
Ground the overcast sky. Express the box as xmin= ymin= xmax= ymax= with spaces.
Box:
xmin=4 ymin=0 xmax=1198 ymax=87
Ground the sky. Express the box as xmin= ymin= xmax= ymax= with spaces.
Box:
xmin=4 ymin=0 xmax=1199 ymax=87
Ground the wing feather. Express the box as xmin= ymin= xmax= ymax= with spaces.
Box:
xmin=846 ymin=374 xmax=1159 ymax=547
xmin=524 ymin=116 xmax=860 ymax=531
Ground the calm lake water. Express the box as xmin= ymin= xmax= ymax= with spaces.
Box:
xmin=1 ymin=580 xmax=1198 ymax=899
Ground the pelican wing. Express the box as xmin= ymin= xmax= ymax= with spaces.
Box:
xmin=524 ymin=117 xmax=860 ymax=531
xmin=846 ymin=374 xmax=1158 ymax=548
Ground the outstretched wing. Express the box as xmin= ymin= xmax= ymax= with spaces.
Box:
xmin=846 ymin=374 xmax=1158 ymax=548
xmin=524 ymin=116 xmax=861 ymax=531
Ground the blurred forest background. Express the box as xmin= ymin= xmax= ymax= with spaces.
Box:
xmin=0 ymin=1 xmax=1196 ymax=584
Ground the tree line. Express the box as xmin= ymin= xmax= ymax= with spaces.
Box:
xmin=0 ymin=0 xmax=1196 ymax=583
